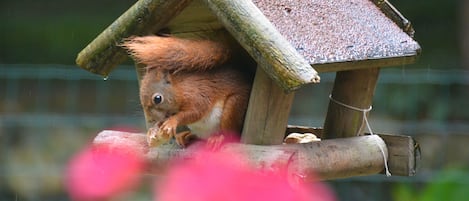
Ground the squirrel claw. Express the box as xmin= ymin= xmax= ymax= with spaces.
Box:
xmin=159 ymin=118 xmax=178 ymax=138
xmin=206 ymin=134 xmax=226 ymax=151
xmin=205 ymin=132 xmax=239 ymax=150
xmin=175 ymin=131 xmax=197 ymax=148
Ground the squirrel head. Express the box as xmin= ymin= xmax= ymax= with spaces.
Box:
xmin=140 ymin=68 xmax=179 ymax=126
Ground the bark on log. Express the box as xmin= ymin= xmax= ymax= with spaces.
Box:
xmin=93 ymin=130 xmax=389 ymax=180
xmin=203 ymin=0 xmax=320 ymax=91
xmin=285 ymin=126 xmax=420 ymax=176
xmin=76 ymin=0 xmax=192 ymax=76
xmin=291 ymin=134 xmax=388 ymax=180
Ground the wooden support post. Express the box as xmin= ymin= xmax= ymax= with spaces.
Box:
xmin=323 ymin=68 xmax=380 ymax=138
xmin=241 ymin=67 xmax=295 ymax=145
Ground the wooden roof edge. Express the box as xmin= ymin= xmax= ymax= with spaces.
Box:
xmin=313 ymin=54 xmax=420 ymax=73
xmin=372 ymin=0 xmax=416 ymax=37
xmin=204 ymin=0 xmax=320 ymax=91
xmin=75 ymin=0 xmax=192 ymax=77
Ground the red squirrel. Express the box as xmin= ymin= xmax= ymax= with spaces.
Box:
xmin=122 ymin=36 xmax=253 ymax=148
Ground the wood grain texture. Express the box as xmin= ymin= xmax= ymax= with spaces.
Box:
xmin=285 ymin=126 xmax=420 ymax=176
xmin=379 ymin=134 xmax=420 ymax=176
xmin=241 ymin=67 xmax=295 ymax=145
xmin=323 ymin=68 xmax=380 ymax=138
xmin=292 ymin=134 xmax=388 ymax=180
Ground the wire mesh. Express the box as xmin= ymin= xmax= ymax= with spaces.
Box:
xmin=1 ymin=64 xmax=468 ymax=200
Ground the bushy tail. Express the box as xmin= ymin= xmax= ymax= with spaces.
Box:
xmin=121 ymin=36 xmax=231 ymax=72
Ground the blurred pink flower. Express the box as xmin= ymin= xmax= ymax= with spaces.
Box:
xmin=65 ymin=144 xmax=144 ymax=201
xmin=155 ymin=149 xmax=336 ymax=201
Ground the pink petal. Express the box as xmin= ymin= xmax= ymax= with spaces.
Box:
xmin=65 ymin=145 xmax=144 ymax=201
xmin=155 ymin=148 xmax=335 ymax=201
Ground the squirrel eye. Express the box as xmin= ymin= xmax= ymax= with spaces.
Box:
xmin=152 ymin=93 xmax=164 ymax=105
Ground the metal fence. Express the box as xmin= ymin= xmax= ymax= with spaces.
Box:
xmin=1 ymin=64 xmax=468 ymax=201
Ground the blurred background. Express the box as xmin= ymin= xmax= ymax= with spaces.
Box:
xmin=1 ymin=0 xmax=468 ymax=200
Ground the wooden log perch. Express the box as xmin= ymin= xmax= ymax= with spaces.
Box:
xmin=203 ymin=0 xmax=320 ymax=91
xmin=93 ymin=130 xmax=393 ymax=180
xmin=286 ymin=126 xmax=420 ymax=176
xmin=76 ymin=0 xmax=192 ymax=76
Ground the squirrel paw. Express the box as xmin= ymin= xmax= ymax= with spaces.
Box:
xmin=147 ymin=126 xmax=170 ymax=147
xmin=206 ymin=134 xmax=226 ymax=151
xmin=205 ymin=131 xmax=239 ymax=150
xmin=175 ymin=131 xmax=198 ymax=148
xmin=159 ymin=118 xmax=178 ymax=138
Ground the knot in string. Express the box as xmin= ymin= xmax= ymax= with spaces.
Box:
xmin=329 ymin=94 xmax=391 ymax=177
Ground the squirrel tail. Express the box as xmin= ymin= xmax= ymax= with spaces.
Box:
xmin=121 ymin=36 xmax=231 ymax=72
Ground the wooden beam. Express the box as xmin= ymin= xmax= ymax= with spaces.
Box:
xmin=203 ymin=0 xmax=320 ymax=91
xmin=323 ymin=68 xmax=380 ymax=138
xmin=379 ymin=134 xmax=420 ymax=176
xmin=76 ymin=0 xmax=193 ymax=76
xmin=292 ymin=134 xmax=387 ymax=180
xmin=285 ymin=126 xmax=420 ymax=177
xmin=312 ymin=56 xmax=417 ymax=73
xmin=241 ymin=67 xmax=295 ymax=145
xmin=93 ymin=130 xmax=392 ymax=180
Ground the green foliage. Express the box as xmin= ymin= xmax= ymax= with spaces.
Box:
xmin=0 ymin=0 xmax=133 ymax=64
xmin=392 ymin=0 xmax=461 ymax=69
xmin=393 ymin=183 xmax=416 ymax=201
xmin=393 ymin=169 xmax=469 ymax=201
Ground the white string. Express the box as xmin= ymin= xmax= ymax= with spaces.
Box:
xmin=329 ymin=94 xmax=392 ymax=177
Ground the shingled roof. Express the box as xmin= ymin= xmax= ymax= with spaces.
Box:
xmin=253 ymin=0 xmax=420 ymax=72
xmin=76 ymin=0 xmax=420 ymax=90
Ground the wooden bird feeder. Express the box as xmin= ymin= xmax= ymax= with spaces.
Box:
xmin=76 ymin=0 xmax=421 ymax=180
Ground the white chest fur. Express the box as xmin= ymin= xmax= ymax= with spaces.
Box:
xmin=187 ymin=101 xmax=223 ymax=139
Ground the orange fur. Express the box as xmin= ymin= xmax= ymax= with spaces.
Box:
xmin=122 ymin=36 xmax=231 ymax=72
xmin=123 ymin=36 xmax=252 ymax=147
